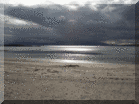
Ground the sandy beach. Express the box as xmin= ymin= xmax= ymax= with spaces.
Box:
xmin=4 ymin=58 xmax=135 ymax=100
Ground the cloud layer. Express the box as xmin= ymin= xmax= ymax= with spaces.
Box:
xmin=1 ymin=2 xmax=137 ymax=46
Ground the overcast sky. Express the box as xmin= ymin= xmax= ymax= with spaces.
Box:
xmin=0 ymin=0 xmax=138 ymax=46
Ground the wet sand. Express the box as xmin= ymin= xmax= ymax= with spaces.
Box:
xmin=4 ymin=58 xmax=135 ymax=100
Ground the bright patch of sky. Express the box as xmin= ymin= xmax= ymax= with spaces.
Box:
xmin=0 ymin=14 xmax=38 ymax=26
xmin=1 ymin=0 xmax=138 ymax=7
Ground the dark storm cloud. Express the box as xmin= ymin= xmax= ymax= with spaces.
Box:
xmin=2 ymin=3 xmax=136 ymax=45
xmin=4 ymin=4 xmax=68 ymax=27
xmin=0 ymin=4 xmax=4 ymax=45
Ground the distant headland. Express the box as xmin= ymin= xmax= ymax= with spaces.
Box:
xmin=3 ymin=43 xmax=139 ymax=47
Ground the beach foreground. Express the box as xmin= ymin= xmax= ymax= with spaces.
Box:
xmin=4 ymin=58 xmax=135 ymax=100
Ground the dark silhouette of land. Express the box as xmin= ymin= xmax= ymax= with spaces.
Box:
xmin=4 ymin=44 xmax=32 ymax=47
xmin=4 ymin=43 xmax=138 ymax=47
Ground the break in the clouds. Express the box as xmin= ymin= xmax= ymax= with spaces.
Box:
xmin=1 ymin=0 xmax=138 ymax=46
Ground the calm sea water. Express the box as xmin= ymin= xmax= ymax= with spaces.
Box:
xmin=3 ymin=45 xmax=135 ymax=64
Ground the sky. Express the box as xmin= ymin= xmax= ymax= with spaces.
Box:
xmin=0 ymin=0 xmax=138 ymax=46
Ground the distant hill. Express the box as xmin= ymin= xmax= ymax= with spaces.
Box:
xmin=4 ymin=43 xmax=110 ymax=46
xmin=4 ymin=44 xmax=32 ymax=46
xmin=4 ymin=41 xmax=138 ymax=47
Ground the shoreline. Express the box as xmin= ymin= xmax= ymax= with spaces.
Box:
xmin=4 ymin=58 xmax=135 ymax=100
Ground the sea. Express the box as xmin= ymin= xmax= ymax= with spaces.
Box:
xmin=1 ymin=45 xmax=135 ymax=64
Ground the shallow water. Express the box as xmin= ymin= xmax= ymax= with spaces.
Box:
xmin=4 ymin=45 xmax=135 ymax=64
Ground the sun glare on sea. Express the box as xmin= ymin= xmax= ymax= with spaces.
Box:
xmin=45 ymin=45 xmax=98 ymax=52
xmin=54 ymin=59 xmax=93 ymax=63
xmin=64 ymin=48 xmax=92 ymax=51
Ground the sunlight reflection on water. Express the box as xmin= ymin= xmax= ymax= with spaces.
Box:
xmin=39 ymin=59 xmax=96 ymax=64
xmin=55 ymin=59 xmax=92 ymax=63
xmin=4 ymin=46 xmax=135 ymax=64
